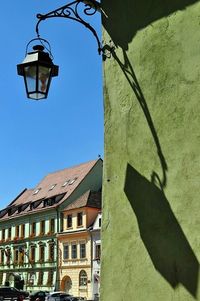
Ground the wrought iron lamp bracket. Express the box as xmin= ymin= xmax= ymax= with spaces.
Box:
xmin=36 ymin=0 xmax=103 ymax=55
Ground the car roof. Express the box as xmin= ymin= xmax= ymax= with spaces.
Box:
xmin=49 ymin=291 xmax=67 ymax=295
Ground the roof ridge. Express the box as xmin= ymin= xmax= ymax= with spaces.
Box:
xmin=45 ymin=159 xmax=99 ymax=176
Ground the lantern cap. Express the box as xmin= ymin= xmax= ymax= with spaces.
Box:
xmin=17 ymin=43 xmax=59 ymax=77
xmin=33 ymin=45 xmax=44 ymax=51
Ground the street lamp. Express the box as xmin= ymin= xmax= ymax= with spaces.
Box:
xmin=17 ymin=39 xmax=58 ymax=100
xmin=17 ymin=0 xmax=104 ymax=100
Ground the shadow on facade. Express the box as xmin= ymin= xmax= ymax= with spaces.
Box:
xmin=110 ymin=49 xmax=167 ymax=190
xmin=102 ymin=0 xmax=199 ymax=50
xmin=124 ymin=163 xmax=199 ymax=297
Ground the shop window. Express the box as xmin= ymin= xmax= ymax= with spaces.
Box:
xmin=77 ymin=212 xmax=83 ymax=227
xmin=79 ymin=270 xmax=87 ymax=286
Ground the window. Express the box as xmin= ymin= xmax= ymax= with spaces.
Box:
xmin=71 ymin=244 xmax=77 ymax=259
xmin=62 ymin=180 xmax=70 ymax=187
xmin=14 ymin=249 xmax=19 ymax=264
xmin=39 ymin=245 xmax=45 ymax=262
xmin=49 ymin=244 xmax=54 ymax=262
xmin=95 ymin=244 xmax=101 ymax=259
xmin=5 ymin=248 xmax=11 ymax=265
xmin=8 ymin=227 xmax=12 ymax=239
xmin=80 ymin=243 xmax=86 ymax=259
xmin=29 ymin=273 xmax=35 ymax=286
xmin=79 ymin=270 xmax=87 ymax=286
xmin=68 ymin=177 xmax=77 ymax=185
xmin=38 ymin=271 xmax=44 ymax=285
xmin=40 ymin=220 xmax=45 ymax=235
xmin=77 ymin=212 xmax=83 ymax=227
xmin=0 ymin=250 xmax=4 ymax=264
xmin=2 ymin=229 xmax=5 ymax=240
xmin=15 ymin=225 xmax=20 ymax=238
xmin=0 ymin=272 xmax=3 ymax=285
xmin=31 ymin=222 xmax=36 ymax=236
xmin=49 ymin=184 xmax=57 ymax=191
xmin=47 ymin=270 xmax=54 ymax=286
xmin=67 ymin=214 xmax=72 ymax=228
xmin=99 ymin=218 xmax=101 ymax=228
xmin=21 ymin=224 xmax=25 ymax=238
xmin=49 ymin=219 xmax=55 ymax=233
xmin=63 ymin=245 xmax=69 ymax=260
xmin=33 ymin=188 xmax=41 ymax=195
xmin=19 ymin=248 xmax=24 ymax=265
xmin=30 ymin=246 xmax=35 ymax=262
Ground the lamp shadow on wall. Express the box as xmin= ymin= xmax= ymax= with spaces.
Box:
xmin=110 ymin=49 xmax=167 ymax=191
xmin=107 ymin=39 xmax=200 ymax=300
xmin=124 ymin=164 xmax=199 ymax=298
xmin=102 ymin=0 xmax=199 ymax=50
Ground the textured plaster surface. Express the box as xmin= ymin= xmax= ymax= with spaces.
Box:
xmin=101 ymin=1 xmax=200 ymax=300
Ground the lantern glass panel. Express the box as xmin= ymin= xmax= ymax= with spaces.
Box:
xmin=38 ymin=66 xmax=51 ymax=94
xmin=24 ymin=65 xmax=37 ymax=92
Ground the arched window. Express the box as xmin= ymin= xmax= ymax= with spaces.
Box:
xmin=79 ymin=270 xmax=87 ymax=286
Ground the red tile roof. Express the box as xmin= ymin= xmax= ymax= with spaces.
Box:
xmin=64 ymin=190 xmax=101 ymax=210
xmin=0 ymin=159 xmax=101 ymax=220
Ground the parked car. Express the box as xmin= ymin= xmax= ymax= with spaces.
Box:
xmin=65 ymin=298 xmax=83 ymax=301
xmin=0 ymin=286 xmax=29 ymax=300
xmin=46 ymin=292 xmax=72 ymax=301
xmin=30 ymin=291 xmax=49 ymax=301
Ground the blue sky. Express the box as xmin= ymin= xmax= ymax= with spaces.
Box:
xmin=0 ymin=1 xmax=103 ymax=209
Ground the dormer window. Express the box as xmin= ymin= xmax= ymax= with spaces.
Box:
xmin=69 ymin=177 xmax=78 ymax=185
xmin=62 ymin=180 xmax=70 ymax=187
xmin=49 ymin=184 xmax=57 ymax=191
xmin=33 ymin=188 xmax=41 ymax=195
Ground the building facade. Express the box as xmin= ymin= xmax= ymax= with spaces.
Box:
xmin=101 ymin=1 xmax=200 ymax=301
xmin=58 ymin=191 xmax=101 ymax=300
xmin=0 ymin=159 xmax=102 ymax=296
xmin=90 ymin=213 xmax=101 ymax=301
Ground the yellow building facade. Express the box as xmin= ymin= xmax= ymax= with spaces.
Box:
xmin=58 ymin=191 xmax=101 ymax=300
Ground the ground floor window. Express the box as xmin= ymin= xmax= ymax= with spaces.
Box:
xmin=79 ymin=270 xmax=87 ymax=286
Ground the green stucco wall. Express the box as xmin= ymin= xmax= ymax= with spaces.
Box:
xmin=101 ymin=1 xmax=200 ymax=300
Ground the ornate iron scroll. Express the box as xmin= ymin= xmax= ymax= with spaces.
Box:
xmin=36 ymin=0 xmax=102 ymax=54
